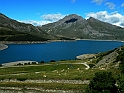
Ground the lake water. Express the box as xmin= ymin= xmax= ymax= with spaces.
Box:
xmin=0 ymin=40 xmax=124 ymax=64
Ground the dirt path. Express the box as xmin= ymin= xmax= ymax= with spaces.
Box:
xmin=82 ymin=62 xmax=90 ymax=70
xmin=60 ymin=62 xmax=90 ymax=70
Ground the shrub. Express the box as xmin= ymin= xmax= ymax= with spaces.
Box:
xmin=17 ymin=63 xmax=23 ymax=65
xmin=87 ymin=71 xmax=118 ymax=93
xmin=40 ymin=61 xmax=45 ymax=64
xmin=89 ymin=64 xmax=95 ymax=68
xmin=50 ymin=60 xmax=56 ymax=62
xmin=32 ymin=62 xmax=37 ymax=64
xmin=17 ymin=77 xmax=27 ymax=81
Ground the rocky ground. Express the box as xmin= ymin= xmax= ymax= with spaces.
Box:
xmin=0 ymin=43 xmax=8 ymax=51
xmin=0 ymin=79 xmax=89 ymax=93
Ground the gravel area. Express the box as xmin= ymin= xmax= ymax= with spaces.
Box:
xmin=0 ymin=43 xmax=8 ymax=51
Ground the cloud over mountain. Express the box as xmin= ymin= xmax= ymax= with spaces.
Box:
xmin=41 ymin=13 xmax=65 ymax=22
xmin=86 ymin=11 xmax=124 ymax=28
xmin=19 ymin=20 xmax=51 ymax=26
xmin=20 ymin=13 xmax=66 ymax=26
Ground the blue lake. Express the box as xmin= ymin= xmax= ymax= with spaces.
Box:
xmin=0 ymin=40 xmax=124 ymax=64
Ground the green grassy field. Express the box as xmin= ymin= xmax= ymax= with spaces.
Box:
xmin=0 ymin=60 xmax=117 ymax=92
xmin=0 ymin=60 xmax=100 ymax=80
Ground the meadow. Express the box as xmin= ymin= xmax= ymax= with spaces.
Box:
xmin=0 ymin=59 xmax=115 ymax=93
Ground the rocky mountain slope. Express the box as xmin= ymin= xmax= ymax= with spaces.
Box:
xmin=77 ymin=45 xmax=124 ymax=69
xmin=1 ymin=13 xmax=124 ymax=41
xmin=95 ymin=47 xmax=120 ymax=68
xmin=0 ymin=13 xmax=53 ymax=41
xmin=41 ymin=14 xmax=124 ymax=40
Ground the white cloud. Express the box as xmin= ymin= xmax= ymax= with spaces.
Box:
xmin=121 ymin=3 xmax=124 ymax=7
xmin=19 ymin=13 xmax=66 ymax=26
xmin=86 ymin=11 xmax=124 ymax=28
xmin=105 ymin=2 xmax=116 ymax=9
xmin=92 ymin=0 xmax=105 ymax=5
xmin=41 ymin=13 xmax=65 ymax=22
xmin=19 ymin=20 xmax=51 ymax=26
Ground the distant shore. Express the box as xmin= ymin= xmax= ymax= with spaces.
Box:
xmin=0 ymin=39 xmax=124 ymax=44
xmin=75 ymin=39 xmax=124 ymax=42
xmin=0 ymin=41 xmax=49 ymax=44
xmin=2 ymin=61 xmax=38 ymax=67
xmin=0 ymin=40 xmax=76 ymax=44
xmin=0 ymin=40 xmax=73 ymax=51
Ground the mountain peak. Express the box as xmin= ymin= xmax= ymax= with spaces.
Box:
xmin=87 ymin=17 xmax=99 ymax=21
xmin=0 ymin=13 xmax=4 ymax=16
xmin=64 ymin=14 xmax=85 ymax=20
xmin=43 ymin=14 xmax=88 ymax=28
xmin=65 ymin=14 xmax=82 ymax=18
xmin=1 ymin=13 xmax=124 ymax=41
xmin=59 ymin=14 xmax=87 ymax=24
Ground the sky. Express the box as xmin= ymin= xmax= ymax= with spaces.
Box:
xmin=0 ymin=0 xmax=124 ymax=27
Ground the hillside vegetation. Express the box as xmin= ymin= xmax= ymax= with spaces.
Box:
xmin=0 ymin=13 xmax=53 ymax=41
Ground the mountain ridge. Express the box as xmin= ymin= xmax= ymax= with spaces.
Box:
xmin=0 ymin=13 xmax=124 ymax=41
xmin=41 ymin=14 xmax=124 ymax=40
xmin=0 ymin=13 xmax=54 ymax=41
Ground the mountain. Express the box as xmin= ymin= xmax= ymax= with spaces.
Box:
xmin=87 ymin=17 xmax=124 ymax=40
xmin=41 ymin=14 xmax=124 ymax=40
xmin=0 ymin=13 xmax=53 ymax=41
xmin=1 ymin=13 xmax=124 ymax=41
xmin=41 ymin=14 xmax=90 ymax=39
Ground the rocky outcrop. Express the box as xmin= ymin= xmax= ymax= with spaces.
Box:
xmin=95 ymin=47 xmax=123 ymax=68
xmin=0 ymin=44 xmax=8 ymax=51
xmin=76 ymin=54 xmax=96 ymax=60
xmin=76 ymin=46 xmax=123 ymax=69
xmin=96 ymin=51 xmax=118 ymax=68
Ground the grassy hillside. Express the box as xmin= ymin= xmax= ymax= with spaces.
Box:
xmin=0 ymin=13 xmax=53 ymax=41
xmin=0 ymin=60 xmax=120 ymax=92
xmin=0 ymin=26 xmax=48 ymax=41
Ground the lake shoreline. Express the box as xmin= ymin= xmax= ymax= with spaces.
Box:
xmin=2 ymin=61 xmax=39 ymax=67
xmin=0 ymin=44 xmax=8 ymax=51
xmin=1 ymin=39 xmax=124 ymax=44
xmin=75 ymin=39 xmax=124 ymax=42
